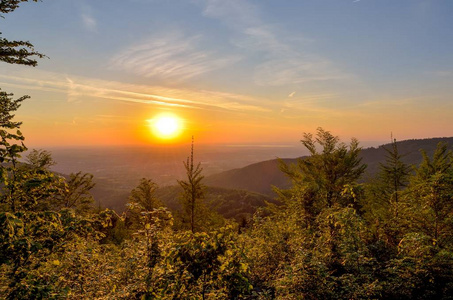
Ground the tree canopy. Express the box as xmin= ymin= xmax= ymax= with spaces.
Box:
xmin=0 ymin=0 xmax=45 ymax=66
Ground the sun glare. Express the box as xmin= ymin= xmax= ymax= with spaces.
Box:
xmin=148 ymin=114 xmax=183 ymax=140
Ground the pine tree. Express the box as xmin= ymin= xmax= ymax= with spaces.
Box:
xmin=379 ymin=137 xmax=410 ymax=208
xmin=278 ymin=127 xmax=366 ymax=226
xmin=128 ymin=178 xmax=162 ymax=212
xmin=364 ymin=137 xmax=412 ymax=248
xmin=126 ymin=178 xmax=163 ymax=229
xmin=178 ymin=136 xmax=205 ymax=233
xmin=409 ymin=142 xmax=453 ymax=246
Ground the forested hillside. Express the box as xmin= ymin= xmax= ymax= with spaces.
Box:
xmin=205 ymin=137 xmax=453 ymax=195
xmin=2 ymin=118 xmax=453 ymax=298
xmin=90 ymin=137 xmax=453 ymax=215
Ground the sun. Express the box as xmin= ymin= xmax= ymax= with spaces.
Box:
xmin=148 ymin=113 xmax=183 ymax=140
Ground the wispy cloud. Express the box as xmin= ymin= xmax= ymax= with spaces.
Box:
xmin=0 ymin=70 xmax=271 ymax=113
xmin=81 ymin=13 xmax=97 ymax=32
xmin=199 ymin=0 xmax=350 ymax=86
xmin=110 ymin=32 xmax=241 ymax=81
xmin=279 ymin=93 xmax=339 ymax=115
xmin=426 ymin=70 xmax=453 ymax=77
xmin=282 ymin=93 xmax=337 ymax=108
xmin=79 ymin=4 xmax=97 ymax=32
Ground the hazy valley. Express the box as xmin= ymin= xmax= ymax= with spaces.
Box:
xmin=46 ymin=137 xmax=453 ymax=216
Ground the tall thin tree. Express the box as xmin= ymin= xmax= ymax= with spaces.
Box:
xmin=178 ymin=136 xmax=204 ymax=233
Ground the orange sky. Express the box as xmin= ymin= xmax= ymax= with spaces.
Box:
xmin=2 ymin=1 xmax=452 ymax=148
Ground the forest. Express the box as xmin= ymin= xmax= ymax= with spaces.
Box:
xmin=1 ymin=1 xmax=453 ymax=299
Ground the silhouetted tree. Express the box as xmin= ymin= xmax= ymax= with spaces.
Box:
xmin=26 ymin=149 xmax=55 ymax=169
xmin=1 ymin=0 xmax=45 ymax=66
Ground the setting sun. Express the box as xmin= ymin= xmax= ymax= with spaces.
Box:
xmin=148 ymin=113 xmax=183 ymax=140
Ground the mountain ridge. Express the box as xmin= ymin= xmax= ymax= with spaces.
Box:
xmin=204 ymin=137 xmax=453 ymax=196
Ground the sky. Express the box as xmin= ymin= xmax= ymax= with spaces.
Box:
xmin=1 ymin=0 xmax=452 ymax=147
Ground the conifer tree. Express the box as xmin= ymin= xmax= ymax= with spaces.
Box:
xmin=363 ymin=137 xmax=412 ymax=248
xmin=128 ymin=178 xmax=162 ymax=212
xmin=126 ymin=178 xmax=163 ymax=229
xmin=278 ymin=127 xmax=366 ymax=225
xmin=178 ymin=136 xmax=205 ymax=233
xmin=409 ymin=142 xmax=453 ymax=246
xmin=379 ymin=137 xmax=410 ymax=207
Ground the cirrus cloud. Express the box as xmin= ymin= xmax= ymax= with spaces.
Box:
xmin=110 ymin=32 xmax=241 ymax=81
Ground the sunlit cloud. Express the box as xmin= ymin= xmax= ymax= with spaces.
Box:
xmin=0 ymin=71 xmax=271 ymax=114
xmin=199 ymin=0 xmax=350 ymax=86
xmin=110 ymin=32 xmax=241 ymax=81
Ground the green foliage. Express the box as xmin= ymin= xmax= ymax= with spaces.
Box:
xmin=1 ymin=90 xmax=452 ymax=300
xmin=177 ymin=137 xmax=222 ymax=233
xmin=26 ymin=149 xmax=55 ymax=169
xmin=407 ymin=142 xmax=453 ymax=247
xmin=247 ymin=130 xmax=453 ymax=299
xmin=58 ymin=171 xmax=96 ymax=215
xmin=0 ymin=90 xmax=29 ymax=212
xmin=379 ymin=138 xmax=411 ymax=200
xmin=139 ymin=225 xmax=252 ymax=299
xmin=1 ymin=0 xmax=45 ymax=67
xmin=0 ymin=90 xmax=27 ymax=165
xmin=364 ymin=138 xmax=412 ymax=248
xmin=0 ymin=0 xmax=39 ymax=14
xmin=0 ymin=209 xmax=103 ymax=299
xmin=278 ymin=127 xmax=366 ymax=226
xmin=125 ymin=178 xmax=165 ymax=235
xmin=128 ymin=178 xmax=162 ymax=212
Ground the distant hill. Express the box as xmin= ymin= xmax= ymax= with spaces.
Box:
xmin=89 ymin=137 xmax=453 ymax=217
xmin=203 ymin=158 xmax=293 ymax=197
xmin=204 ymin=137 xmax=453 ymax=196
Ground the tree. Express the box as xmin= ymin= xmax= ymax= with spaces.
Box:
xmin=0 ymin=90 xmax=28 ymax=212
xmin=178 ymin=137 xmax=205 ymax=233
xmin=364 ymin=137 xmax=412 ymax=249
xmin=128 ymin=178 xmax=162 ymax=213
xmin=247 ymin=129 xmax=373 ymax=298
xmin=126 ymin=178 xmax=163 ymax=230
xmin=379 ymin=137 xmax=411 ymax=208
xmin=1 ymin=0 xmax=45 ymax=66
xmin=0 ymin=0 xmax=39 ymax=14
xmin=408 ymin=142 xmax=453 ymax=247
xmin=26 ymin=149 xmax=55 ymax=169
xmin=58 ymin=172 xmax=95 ymax=215
xmin=0 ymin=0 xmax=45 ymax=211
xmin=278 ymin=127 xmax=366 ymax=226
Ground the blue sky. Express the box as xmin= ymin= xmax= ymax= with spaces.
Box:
xmin=1 ymin=0 xmax=452 ymax=146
